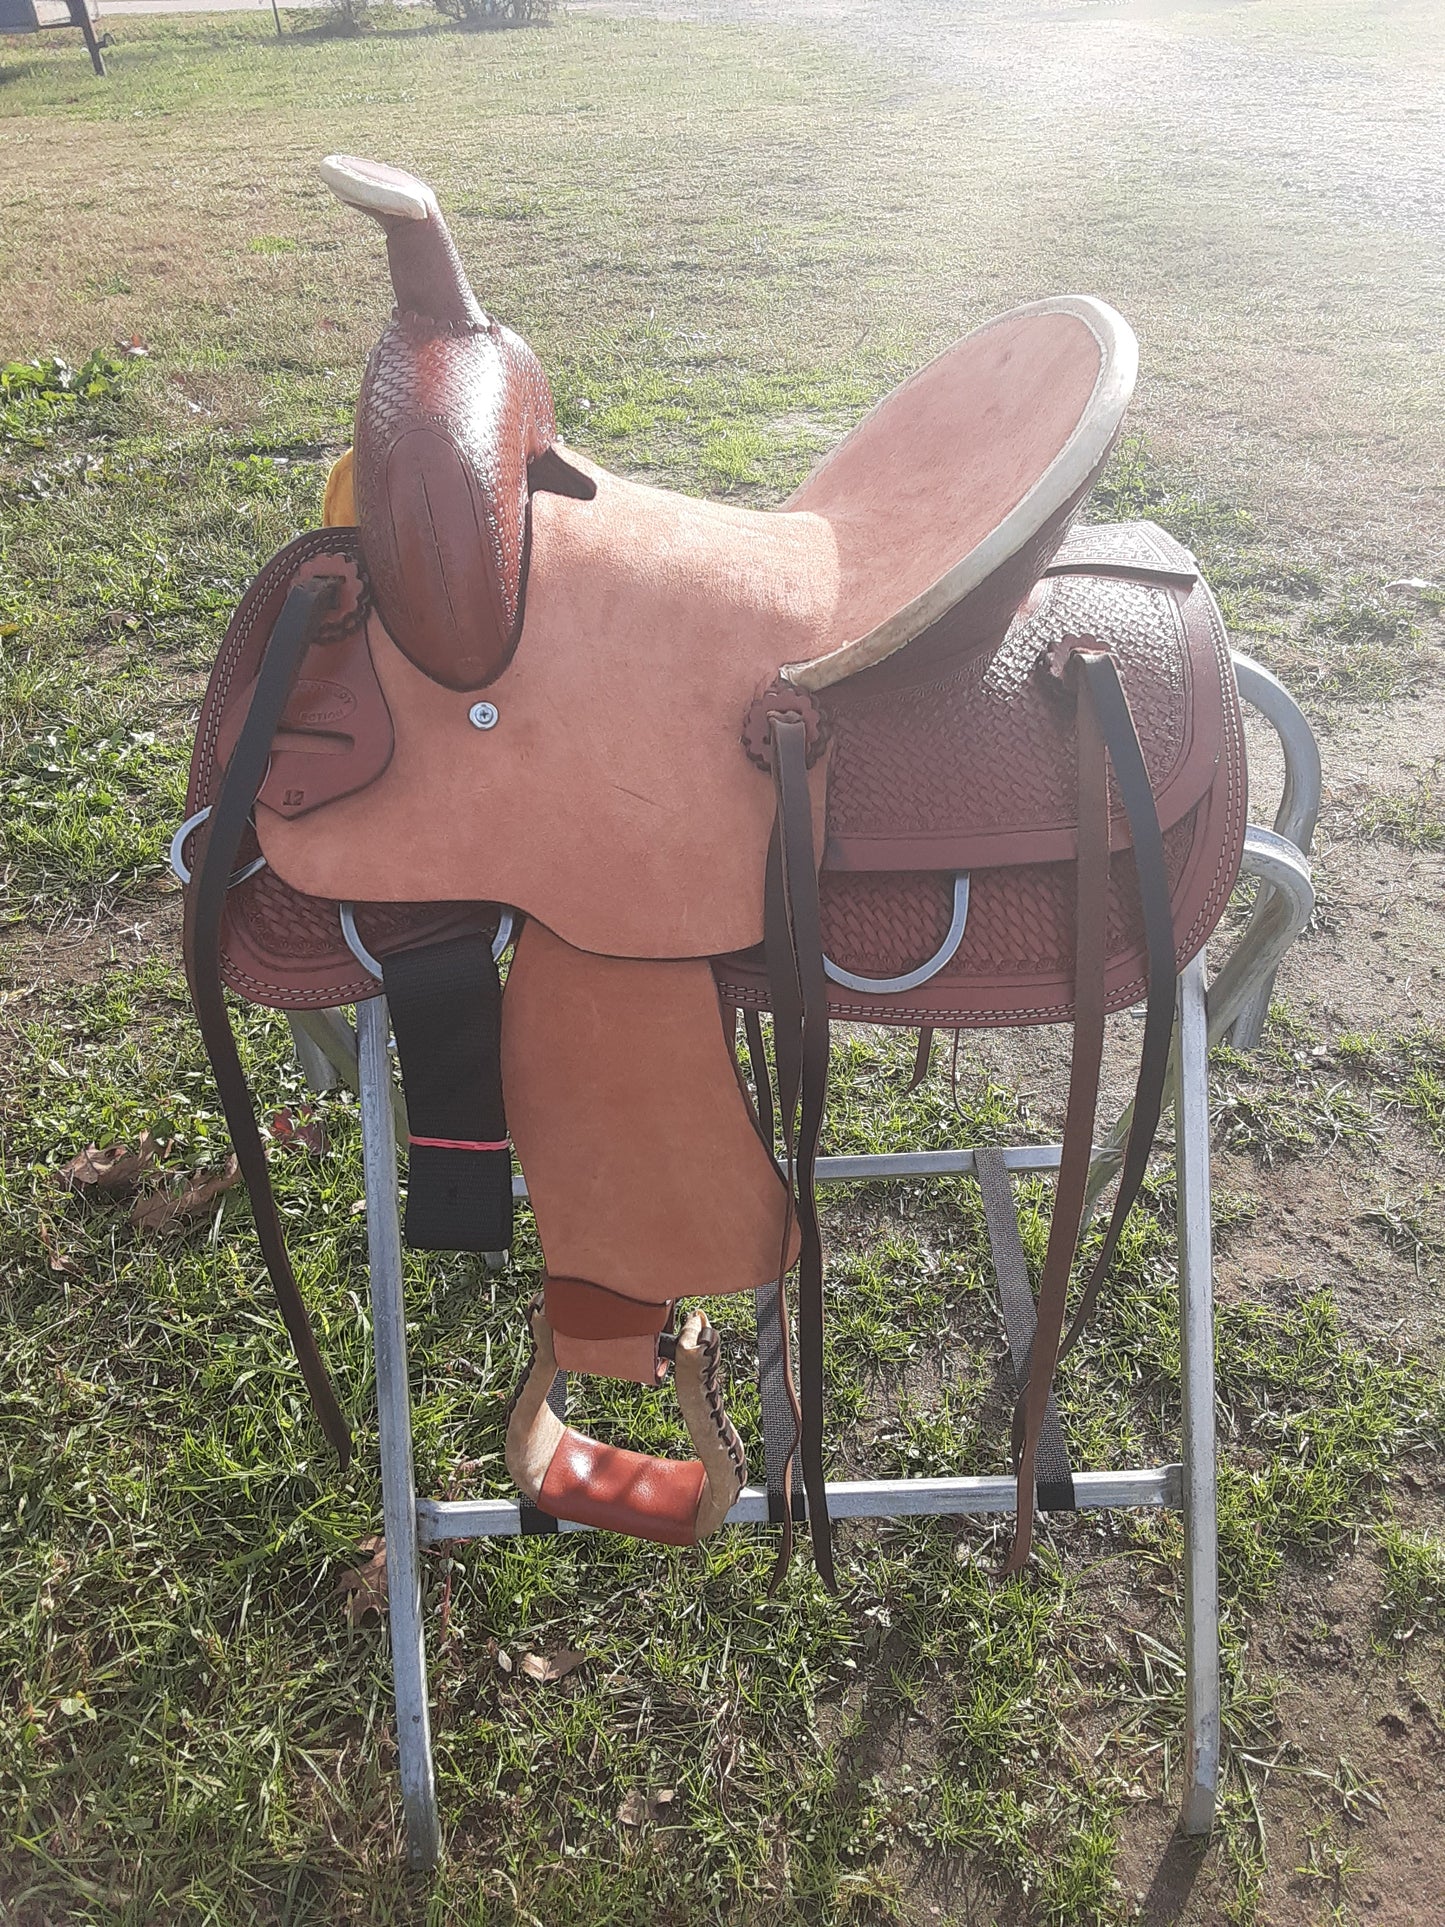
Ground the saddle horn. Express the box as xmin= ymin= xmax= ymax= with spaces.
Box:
xmin=319 ymin=154 xmax=487 ymax=332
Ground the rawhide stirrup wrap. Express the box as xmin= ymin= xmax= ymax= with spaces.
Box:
xmin=506 ymin=1298 xmax=745 ymax=1546
xmin=178 ymin=154 xmax=1244 ymax=1581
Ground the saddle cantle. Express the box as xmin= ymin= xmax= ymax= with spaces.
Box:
xmin=180 ymin=156 xmax=1245 ymax=1581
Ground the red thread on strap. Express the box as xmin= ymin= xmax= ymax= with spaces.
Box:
xmin=408 ymin=1134 xmax=511 ymax=1152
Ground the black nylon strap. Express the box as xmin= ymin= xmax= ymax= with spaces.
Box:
xmin=182 ymin=577 xmax=353 ymax=1466
xmin=382 ymin=933 xmax=513 ymax=1256
xmin=974 ymin=1147 xmax=1075 ymax=1512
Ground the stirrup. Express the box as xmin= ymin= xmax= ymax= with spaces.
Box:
xmin=505 ymin=1296 xmax=746 ymax=1546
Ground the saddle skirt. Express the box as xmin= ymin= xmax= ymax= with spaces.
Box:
xmin=189 ymin=519 xmax=1242 ymax=1026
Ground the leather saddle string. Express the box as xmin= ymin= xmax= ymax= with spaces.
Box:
xmin=742 ymin=1009 xmax=806 ymax=1536
xmin=762 ymin=795 xmax=803 ymax=1586
xmin=975 ymin=1146 xmax=1075 ymax=1512
xmin=182 ymin=577 xmax=353 ymax=1468
xmin=1000 ymin=652 xmax=1110 ymax=1576
xmin=1057 ymin=650 xmax=1179 ymax=1361
xmin=763 ymin=714 xmax=835 ymax=1591
xmin=908 ymin=1027 xmax=935 ymax=1091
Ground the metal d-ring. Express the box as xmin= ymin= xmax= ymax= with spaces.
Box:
xmin=168 ymin=806 xmax=268 ymax=889
xmin=339 ymin=902 xmax=517 ymax=983
xmin=822 ymin=872 xmax=971 ymax=995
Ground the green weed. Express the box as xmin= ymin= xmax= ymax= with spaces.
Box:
xmin=1374 ymin=1523 xmax=1445 ymax=1644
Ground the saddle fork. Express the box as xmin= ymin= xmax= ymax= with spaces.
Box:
xmin=505 ymin=1296 xmax=746 ymax=1545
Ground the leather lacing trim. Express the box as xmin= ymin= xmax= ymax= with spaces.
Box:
xmin=689 ymin=1319 xmax=748 ymax=1498
xmin=502 ymin=1292 xmax=547 ymax=1438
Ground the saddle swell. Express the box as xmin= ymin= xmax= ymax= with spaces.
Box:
xmin=180 ymin=156 xmax=1248 ymax=1577
xmin=320 ymin=153 xmax=590 ymax=694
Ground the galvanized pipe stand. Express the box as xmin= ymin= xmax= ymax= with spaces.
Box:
xmin=298 ymin=657 xmax=1319 ymax=1867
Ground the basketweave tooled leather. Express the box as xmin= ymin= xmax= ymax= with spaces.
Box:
xmin=714 ymin=525 xmax=1246 ymax=1027
xmin=352 ymin=311 xmax=556 ymax=690
xmin=188 ymin=521 xmax=1243 ymax=1018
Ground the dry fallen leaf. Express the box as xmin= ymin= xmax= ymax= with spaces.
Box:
xmin=335 ymin=1534 xmax=389 ymax=1626
xmin=129 ymin=1157 xmax=240 ymax=1233
xmin=270 ymin=1107 xmax=327 ymax=1157
xmin=615 ymin=1786 xmax=678 ymax=1828
xmin=518 ymin=1648 xmax=586 ymax=1684
xmin=40 ymin=1224 xmax=84 ymax=1278
xmin=616 ymin=1789 xmax=651 ymax=1828
xmin=59 ymin=1131 xmax=166 ymax=1196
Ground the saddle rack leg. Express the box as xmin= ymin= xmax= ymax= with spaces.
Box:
xmin=1176 ymin=952 xmax=1220 ymax=1835
xmin=356 ymin=994 xmax=442 ymax=1871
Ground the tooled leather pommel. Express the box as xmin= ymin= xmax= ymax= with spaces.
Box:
xmin=319 ymin=154 xmax=560 ymax=691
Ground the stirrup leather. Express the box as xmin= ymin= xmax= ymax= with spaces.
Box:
xmin=505 ymin=1296 xmax=746 ymax=1546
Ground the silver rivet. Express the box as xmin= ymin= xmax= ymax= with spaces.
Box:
xmin=468 ymin=701 xmax=499 ymax=731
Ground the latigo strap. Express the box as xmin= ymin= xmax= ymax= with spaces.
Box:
xmin=1000 ymin=643 xmax=1177 ymax=1575
xmin=183 ymin=576 xmax=354 ymax=1466
xmin=763 ymin=711 xmax=834 ymax=1590
xmin=753 ymin=639 xmax=1179 ymax=1588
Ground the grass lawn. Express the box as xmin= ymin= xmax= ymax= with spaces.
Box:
xmin=2 ymin=5 xmax=1444 ymax=1923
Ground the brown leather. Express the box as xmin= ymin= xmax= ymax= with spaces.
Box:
xmin=254 ymin=466 xmax=834 ymax=961
xmin=544 ymin=1274 xmax=672 ymax=1339
xmin=191 ymin=523 xmax=1240 ymax=1013
xmin=715 ymin=524 xmax=1246 ymax=1028
xmin=326 ymin=160 xmax=1133 ymax=709
xmin=508 ymin=1301 xmax=744 ymax=1534
xmin=179 ymin=158 xmax=1247 ymax=1563
xmin=763 ymin=713 xmax=835 ymax=1587
xmin=182 ymin=576 xmax=356 ymax=1468
xmin=547 ymin=1279 xmax=678 ymax=1387
xmin=212 ymin=557 xmax=394 ymax=823
xmin=543 ymin=1280 xmax=672 ymax=1384
xmin=1001 ymin=653 xmax=1109 ymax=1574
xmin=249 ymin=196 xmax=1133 ymax=957
xmin=550 ymin=1330 xmax=664 ymax=1385
xmin=538 ymin=1431 xmax=710 ymax=1546
xmin=501 ymin=919 xmax=799 ymax=1304
xmin=329 ymin=156 xmax=558 ymax=691
xmin=780 ymin=306 xmax=1131 ymax=691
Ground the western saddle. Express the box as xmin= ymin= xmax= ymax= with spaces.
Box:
xmin=179 ymin=156 xmax=1245 ymax=1586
